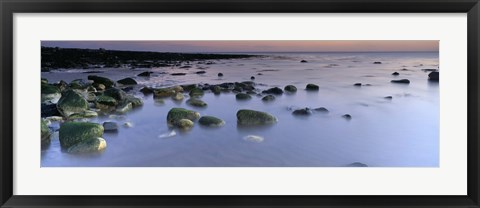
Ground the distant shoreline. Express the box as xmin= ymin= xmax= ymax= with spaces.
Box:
xmin=41 ymin=47 xmax=260 ymax=71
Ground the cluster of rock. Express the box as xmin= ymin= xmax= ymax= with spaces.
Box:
xmin=41 ymin=75 xmax=144 ymax=153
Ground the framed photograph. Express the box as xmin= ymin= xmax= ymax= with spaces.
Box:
xmin=1 ymin=0 xmax=479 ymax=207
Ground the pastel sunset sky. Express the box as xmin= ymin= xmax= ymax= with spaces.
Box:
xmin=41 ymin=40 xmax=439 ymax=53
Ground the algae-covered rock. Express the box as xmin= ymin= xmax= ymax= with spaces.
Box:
xmin=41 ymin=83 xmax=61 ymax=103
xmin=117 ymin=77 xmax=138 ymax=85
xmin=171 ymin=92 xmax=184 ymax=101
xmin=236 ymin=109 xmax=277 ymax=125
xmin=262 ymin=87 xmax=283 ymax=95
xmin=68 ymin=110 xmax=98 ymax=119
xmin=235 ymin=93 xmax=252 ymax=100
xmin=189 ymin=87 xmax=204 ymax=97
xmin=96 ymin=95 xmax=117 ymax=106
xmin=103 ymin=122 xmax=118 ymax=132
xmin=41 ymin=119 xmax=50 ymax=142
xmin=198 ymin=116 xmax=225 ymax=127
xmin=154 ymin=88 xmax=177 ymax=98
xmin=284 ymin=85 xmax=297 ymax=93
xmin=103 ymin=88 xmax=127 ymax=102
xmin=186 ymin=98 xmax=207 ymax=107
xmin=56 ymin=90 xmax=89 ymax=117
xmin=166 ymin=108 xmax=200 ymax=124
xmin=306 ymin=84 xmax=319 ymax=91
xmin=261 ymin=95 xmax=275 ymax=102
xmin=211 ymin=86 xmax=222 ymax=95
xmin=88 ymin=75 xmax=115 ymax=88
xmin=116 ymin=102 xmax=133 ymax=114
xmin=292 ymin=108 xmax=312 ymax=116
xmin=67 ymin=137 xmax=107 ymax=153
xmin=173 ymin=119 xmax=194 ymax=130
xmin=125 ymin=95 xmax=143 ymax=107
xmin=59 ymin=122 xmax=104 ymax=148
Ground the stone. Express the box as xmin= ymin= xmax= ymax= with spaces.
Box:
xmin=236 ymin=109 xmax=277 ymax=125
xmin=373 ymin=61 xmax=382 ymax=64
xmin=300 ymin=60 xmax=308 ymax=63
xmin=342 ymin=114 xmax=352 ymax=120
xmin=314 ymin=107 xmax=329 ymax=113
xmin=347 ymin=162 xmax=368 ymax=167
xmin=428 ymin=71 xmax=439 ymax=81
xmin=167 ymin=108 xmax=200 ymax=124
xmin=186 ymin=98 xmax=207 ymax=107
xmin=392 ymin=72 xmax=400 ymax=76
xmin=117 ymin=77 xmax=138 ymax=85
xmin=103 ymin=122 xmax=118 ymax=132
xmin=261 ymin=95 xmax=275 ymax=102
xmin=391 ymin=79 xmax=410 ymax=84
xmin=116 ymin=102 xmax=133 ymax=114
xmin=306 ymin=84 xmax=319 ymax=91
xmin=384 ymin=96 xmax=393 ymax=99
xmin=171 ymin=92 xmax=184 ymax=101
xmin=218 ymin=73 xmax=224 ymax=77
xmin=173 ymin=119 xmax=194 ymax=130
xmin=198 ymin=116 xmax=225 ymax=127
xmin=41 ymin=83 xmax=61 ymax=103
xmin=56 ymin=90 xmax=89 ymax=117
xmin=262 ymin=87 xmax=283 ymax=95
xmin=189 ymin=88 xmax=204 ymax=97
xmin=137 ymin=71 xmax=152 ymax=77
xmin=292 ymin=108 xmax=312 ymax=116
xmin=59 ymin=122 xmax=104 ymax=148
xmin=353 ymin=83 xmax=362 ymax=86
xmin=284 ymin=85 xmax=297 ymax=93
xmin=250 ymin=76 xmax=255 ymax=80
xmin=87 ymin=75 xmax=115 ymax=88
xmin=67 ymin=137 xmax=107 ymax=153
xmin=171 ymin=73 xmax=187 ymax=76
xmin=196 ymin=71 xmax=206 ymax=74
xmin=236 ymin=93 xmax=252 ymax=100
xmin=41 ymin=119 xmax=50 ymax=142
xmin=103 ymin=88 xmax=127 ymax=102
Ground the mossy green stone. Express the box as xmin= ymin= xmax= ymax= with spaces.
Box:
xmin=88 ymin=75 xmax=115 ymax=88
xmin=262 ymin=95 xmax=276 ymax=102
xmin=41 ymin=119 xmax=50 ymax=141
xmin=199 ymin=116 xmax=225 ymax=127
xmin=116 ymin=102 xmax=133 ymax=114
xmin=59 ymin=122 xmax=104 ymax=148
xmin=189 ymin=88 xmax=204 ymax=97
xmin=166 ymin=108 xmax=200 ymax=124
xmin=56 ymin=90 xmax=89 ymax=117
xmin=96 ymin=95 xmax=117 ymax=106
xmin=236 ymin=109 xmax=277 ymax=125
xmin=41 ymin=83 xmax=60 ymax=94
xmin=67 ymin=137 xmax=107 ymax=153
xmin=236 ymin=93 xmax=252 ymax=100
xmin=126 ymin=96 xmax=143 ymax=107
xmin=154 ymin=88 xmax=176 ymax=98
xmin=174 ymin=119 xmax=194 ymax=130
xmin=68 ymin=110 xmax=98 ymax=119
xmin=103 ymin=88 xmax=127 ymax=101
xmin=186 ymin=98 xmax=207 ymax=107
xmin=212 ymin=86 xmax=222 ymax=94
xmin=171 ymin=92 xmax=184 ymax=101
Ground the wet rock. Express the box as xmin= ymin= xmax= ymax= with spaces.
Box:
xmin=189 ymin=88 xmax=204 ymax=97
xmin=392 ymin=72 xmax=400 ymax=76
xmin=67 ymin=137 xmax=106 ymax=153
xmin=96 ymin=95 xmax=117 ymax=107
xmin=93 ymin=83 xmax=106 ymax=91
xmin=300 ymin=60 xmax=308 ymax=63
xmin=167 ymin=108 xmax=201 ymax=125
xmin=196 ymin=71 xmax=206 ymax=74
xmin=262 ymin=95 xmax=275 ymax=102
xmin=187 ymin=98 xmax=207 ymax=107
xmin=236 ymin=93 xmax=252 ymax=100
xmin=199 ymin=116 xmax=225 ymax=127
xmin=257 ymin=73 xmax=263 ymax=75
xmin=171 ymin=92 xmax=184 ymax=101
xmin=41 ymin=103 xmax=61 ymax=117
xmin=59 ymin=122 xmax=104 ymax=148
xmin=292 ymin=108 xmax=312 ymax=116
xmin=41 ymin=83 xmax=61 ymax=103
xmin=353 ymin=83 xmax=362 ymax=86
xmin=284 ymin=85 xmax=297 ymax=93
xmin=103 ymin=122 xmax=118 ymax=132
xmin=125 ymin=95 xmax=143 ymax=107
xmin=306 ymin=84 xmax=319 ymax=91
xmin=347 ymin=162 xmax=368 ymax=167
xmin=342 ymin=114 xmax=352 ymax=120
xmin=237 ymin=109 xmax=277 ymax=125
xmin=391 ymin=79 xmax=410 ymax=84
xmin=314 ymin=107 xmax=329 ymax=113
xmin=117 ymin=77 xmax=138 ymax=85
xmin=137 ymin=71 xmax=152 ymax=77
xmin=56 ymin=90 xmax=89 ymax=117
xmin=69 ymin=79 xmax=90 ymax=90
xmin=123 ymin=122 xmax=133 ymax=128
xmin=103 ymin=88 xmax=127 ymax=102
xmin=219 ymin=82 xmax=234 ymax=89
xmin=88 ymin=75 xmax=115 ymax=88
xmin=174 ymin=119 xmax=194 ymax=130
xmin=154 ymin=88 xmax=176 ymax=98
xmin=68 ymin=110 xmax=98 ymax=119
xmin=41 ymin=78 xmax=48 ymax=84
xmin=384 ymin=96 xmax=393 ymax=99
xmin=41 ymin=119 xmax=50 ymax=142
xmin=373 ymin=61 xmax=382 ymax=64
xmin=211 ymin=86 xmax=222 ymax=95
xmin=251 ymin=76 xmax=255 ymax=80
xmin=171 ymin=73 xmax=186 ymax=76
xmin=116 ymin=102 xmax=133 ymax=114
xmin=218 ymin=73 xmax=224 ymax=77
xmin=428 ymin=71 xmax=439 ymax=81
xmin=262 ymin=87 xmax=283 ymax=95
xmin=243 ymin=135 xmax=264 ymax=143
xmin=140 ymin=87 xmax=154 ymax=94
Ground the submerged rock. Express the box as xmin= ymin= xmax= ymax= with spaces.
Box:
xmin=189 ymin=88 xmax=204 ymax=97
xmin=116 ymin=102 xmax=133 ymax=114
xmin=199 ymin=116 xmax=225 ymax=127
xmin=41 ymin=119 xmax=50 ymax=142
xmin=96 ymin=95 xmax=117 ymax=107
xmin=306 ymin=84 xmax=319 ymax=91
xmin=68 ymin=110 xmax=98 ymax=119
xmin=171 ymin=92 xmax=184 ymax=101
xmin=174 ymin=119 xmax=194 ymax=130
xmin=353 ymin=83 xmax=362 ymax=86
xmin=67 ymin=137 xmax=107 ymax=154
xmin=300 ymin=60 xmax=308 ymax=63
xmin=140 ymin=87 xmax=154 ymax=95
xmin=250 ymin=76 xmax=255 ymax=80
xmin=263 ymin=87 xmax=283 ymax=95
xmin=236 ymin=93 xmax=252 ymax=100
xmin=196 ymin=71 xmax=206 ymax=74
xmin=171 ymin=73 xmax=186 ymax=76
xmin=384 ymin=96 xmax=393 ymax=99
xmin=243 ymin=135 xmax=264 ymax=143
xmin=88 ymin=75 xmax=115 ymax=88
xmin=218 ymin=73 xmax=224 ymax=77
xmin=262 ymin=95 xmax=275 ymax=102
xmin=56 ymin=90 xmax=89 ymax=117
xmin=103 ymin=122 xmax=118 ymax=132
xmin=284 ymin=85 xmax=297 ymax=93
xmin=59 ymin=122 xmax=104 ymax=148
xmin=117 ymin=77 xmax=138 ymax=85
xmin=391 ymin=79 xmax=410 ymax=84
xmin=314 ymin=107 xmax=329 ymax=113
xmin=187 ymin=98 xmax=207 ymax=107
xmin=342 ymin=114 xmax=352 ymax=120
xmin=211 ymin=86 xmax=222 ymax=95
xmin=103 ymin=88 xmax=127 ymax=102
xmin=292 ymin=108 xmax=312 ymax=116
xmin=137 ymin=71 xmax=152 ymax=77
xmin=167 ymin=108 xmax=201 ymax=124
xmin=373 ymin=61 xmax=382 ymax=64
xmin=41 ymin=83 xmax=61 ymax=103
xmin=392 ymin=72 xmax=400 ymax=76
xmin=428 ymin=71 xmax=439 ymax=81
xmin=237 ymin=109 xmax=277 ymax=125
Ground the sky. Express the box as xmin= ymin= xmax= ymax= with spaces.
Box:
xmin=41 ymin=40 xmax=439 ymax=53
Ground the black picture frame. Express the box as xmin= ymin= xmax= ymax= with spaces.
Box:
xmin=1 ymin=0 xmax=479 ymax=207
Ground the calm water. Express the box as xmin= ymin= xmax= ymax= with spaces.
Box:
xmin=41 ymin=52 xmax=439 ymax=167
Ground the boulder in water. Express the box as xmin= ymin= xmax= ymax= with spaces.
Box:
xmin=59 ymin=122 xmax=104 ymax=148
xmin=428 ymin=71 xmax=439 ymax=81
xmin=199 ymin=116 xmax=225 ymax=127
xmin=117 ymin=77 xmax=137 ymax=85
xmin=391 ymin=79 xmax=410 ymax=84
xmin=306 ymin=84 xmax=319 ymax=91
xmin=237 ymin=109 xmax=277 ymax=125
